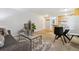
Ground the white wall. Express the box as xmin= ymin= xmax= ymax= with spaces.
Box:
xmin=64 ymin=16 xmax=79 ymax=34
xmin=0 ymin=12 xmax=44 ymax=36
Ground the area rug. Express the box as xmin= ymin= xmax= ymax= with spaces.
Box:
xmin=32 ymin=40 xmax=53 ymax=51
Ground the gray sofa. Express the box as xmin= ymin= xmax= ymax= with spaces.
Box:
xmin=0 ymin=35 xmax=31 ymax=51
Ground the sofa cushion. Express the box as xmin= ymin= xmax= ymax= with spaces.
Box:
xmin=0 ymin=41 xmax=30 ymax=51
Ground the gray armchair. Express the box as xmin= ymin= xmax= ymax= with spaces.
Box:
xmin=0 ymin=35 xmax=31 ymax=51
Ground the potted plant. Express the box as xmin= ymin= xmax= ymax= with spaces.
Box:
xmin=32 ymin=23 xmax=36 ymax=33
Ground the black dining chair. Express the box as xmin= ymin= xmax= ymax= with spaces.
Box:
xmin=54 ymin=27 xmax=63 ymax=42
xmin=54 ymin=27 xmax=70 ymax=44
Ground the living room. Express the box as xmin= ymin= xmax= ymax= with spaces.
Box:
xmin=0 ymin=8 xmax=79 ymax=51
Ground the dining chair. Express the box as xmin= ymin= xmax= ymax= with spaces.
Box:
xmin=54 ymin=27 xmax=70 ymax=44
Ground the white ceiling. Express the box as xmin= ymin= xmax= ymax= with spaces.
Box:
xmin=14 ymin=8 xmax=74 ymax=16
xmin=0 ymin=8 xmax=74 ymax=19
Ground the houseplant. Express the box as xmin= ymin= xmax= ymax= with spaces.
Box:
xmin=32 ymin=23 xmax=36 ymax=33
xmin=25 ymin=20 xmax=36 ymax=35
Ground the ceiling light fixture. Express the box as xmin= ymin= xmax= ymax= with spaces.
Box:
xmin=61 ymin=8 xmax=74 ymax=12
xmin=64 ymin=8 xmax=69 ymax=11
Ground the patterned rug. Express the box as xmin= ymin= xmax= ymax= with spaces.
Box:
xmin=32 ymin=40 xmax=53 ymax=51
xmin=32 ymin=39 xmax=79 ymax=51
xmin=14 ymin=32 xmax=79 ymax=51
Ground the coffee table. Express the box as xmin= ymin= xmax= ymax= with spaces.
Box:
xmin=19 ymin=33 xmax=42 ymax=51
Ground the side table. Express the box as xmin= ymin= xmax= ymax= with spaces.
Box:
xmin=19 ymin=33 xmax=42 ymax=51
